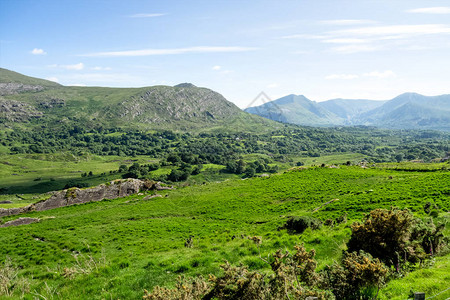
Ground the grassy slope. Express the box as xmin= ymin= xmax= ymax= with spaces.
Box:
xmin=0 ymin=166 xmax=449 ymax=299
xmin=379 ymin=255 xmax=450 ymax=300
xmin=1 ymin=67 xmax=282 ymax=133
xmin=0 ymin=68 xmax=61 ymax=87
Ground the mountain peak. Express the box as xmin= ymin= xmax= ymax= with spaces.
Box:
xmin=174 ymin=83 xmax=196 ymax=88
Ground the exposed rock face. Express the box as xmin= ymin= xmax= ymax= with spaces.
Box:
xmin=0 ymin=83 xmax=44 ymax=95
xmin=0 ymin=217 xmax=40 ymax=228
xmin=0 ymin=99 xmax=43 ymax=122
xmin=117 ymin=86 xmax=240 ymax=124
xmin=0 ymin=179 xmax=170 ymax=218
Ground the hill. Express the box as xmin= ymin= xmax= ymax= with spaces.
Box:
xmin=357 ymin=93 xmax=450 ymax=130
xmin=0 ymin=165 xmax=449 ymax=299
xmin=0 ymin=68 xmax=61 ymax=88
xmin=246 ymin=92 xmax=450 ymax=131
xmin=0 ymin=68 xmax=278 ymax=132
xmin=245 ymin=94 xmax=343 ymax=126
xmin=318 ymin=98 xmax=386 ymax=122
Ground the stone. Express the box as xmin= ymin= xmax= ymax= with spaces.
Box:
xmin=0 ymin=217 xmax=39 ymax=228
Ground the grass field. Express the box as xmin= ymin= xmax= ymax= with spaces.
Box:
xmin=1 ymin=166 xmax=449 ymax=299
xmin=0 ymin=152 xmax=373 ymax=208
xmin=0 ymin=154 xmax=159 ymax=206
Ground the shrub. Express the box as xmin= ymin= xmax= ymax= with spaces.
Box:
xmin=143 ymin=244 xmax=331 ymax=300
xmin=143 ymin=276 xmax=209 ymax=300
xmin=64 ymin=181 xmax=89 ymax=189
xmin=323 ymin=251 xmax=388 ymax=300
xmin=284 ymin=216 xmax=322 ymax=234
xmin=347 ymin=208 xmax=418 ymax=268
xmin=411 ymin=218 xmax=447 ymax=257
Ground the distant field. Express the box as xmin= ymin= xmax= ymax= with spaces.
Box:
xmin=1 ymin=166 xmax=449 ymax=299
xmin=0 ymin=152 xmax=370 ymax=208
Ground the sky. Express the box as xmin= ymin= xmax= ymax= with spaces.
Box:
xmin=1 ymin=0 xmax=450 ymax=108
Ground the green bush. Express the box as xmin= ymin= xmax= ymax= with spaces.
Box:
xmin=323 ymin=251 xmax=388 ymax=300
xmin=284 ymin=216 xmax=322 ymax=234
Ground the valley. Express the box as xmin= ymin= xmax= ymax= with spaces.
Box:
xmin=0 ymin=69 xmax=449 ymax=299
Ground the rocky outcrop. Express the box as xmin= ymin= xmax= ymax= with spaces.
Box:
xmin=0 ymin=99 xmax=43 ymax=122
xmin=0 ymin=179 xmax=172 ymax=218
xmin=0 ymin=217 xmax=40 ymax=228
xmin=116 ymin=86 xmax=240 ymax=124
xmin=0 ymin=83 xmax=44 ymax=95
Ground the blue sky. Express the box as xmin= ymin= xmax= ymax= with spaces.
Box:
xmin=1 ymin=0 xmax=450 ymax=108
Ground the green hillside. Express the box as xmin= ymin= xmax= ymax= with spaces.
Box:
xmin=0 ymin=68 xmax=61 ymax=87
xmin=0 ymin=68 xmax=278 ymax=132
xmin=0 ymin=166 xmax=449 ymax=299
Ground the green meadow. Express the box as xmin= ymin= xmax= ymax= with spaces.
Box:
xmin=1 ymin=166 xmax=449 ymax=299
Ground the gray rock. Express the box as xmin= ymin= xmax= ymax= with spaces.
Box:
xmin=0 ymin=217 xmax=40 ymax=228
xmin=0 ymin=179 xmax=172 ymax=217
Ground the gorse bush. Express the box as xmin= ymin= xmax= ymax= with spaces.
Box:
xmin=323 ymin=251 xmax=388 ymax=300
xmin=347 ymin=208 xmax=416 ymax=267
xmin=143 ymin=244 xmax=331 ymax=300
xmin=347 ymin=208 xmax=447 ymax=271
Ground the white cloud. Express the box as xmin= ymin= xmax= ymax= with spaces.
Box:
xmin=91 ymin=66 xmax=112 ymax=71
xmin=267 ymin=83 xmax=280 ymax=88
xmin=325 ymin=70 xmax=396 ymax=80
xmin=212 ymin=65 xmax=221 ymax=70
xmin=325 ymin=74 xmax=359 ymax=80
xmin=322 ymin=38 xmax=368 ymax=44
xmin=49 ymin=63 xmax=84 ymax=70
xmin=129 ymin=13 xmax=166 ymax=18
xmin=31 ymin=48 xmax=46 ymax=55
xmin=280 ymin=34 xmax=326 ymax=39
xmin=329 ymin=44 xmax=380 ymax=54
xmin=291 ymin=50 xmax=311 ymax=54
xmin=45 ymin=77 xmax=58 ymax=82
xmin=81 ymin=46 xmax=257 ymax=57
xmin=319 ymin=19 xmax=375 ymax=26
xmin=331 ymin=24 xmax=450 ymax=39
xmin=363 ymin=70 xmax=396 ymax=78
xmin=407 ymin=7 xmax=450 ymax=14
xmin=284 ymin=24 xmax=450 ymax=54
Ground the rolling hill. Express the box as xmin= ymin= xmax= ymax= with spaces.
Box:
xmin=0 ymin=68 xmax=278 ymax=132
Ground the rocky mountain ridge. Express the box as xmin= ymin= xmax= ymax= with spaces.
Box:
xmin=0 ymin=68 xmax=262 ymax=131
xmin=246 ymin=92 xmax=450 ymax=131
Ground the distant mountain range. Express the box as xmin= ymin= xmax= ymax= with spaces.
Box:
xmin=245 ymin=93 xmax=450 ymax=131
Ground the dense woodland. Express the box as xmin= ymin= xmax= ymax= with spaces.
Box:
xmin=3 ymin=125 xmax=449 ymax=163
